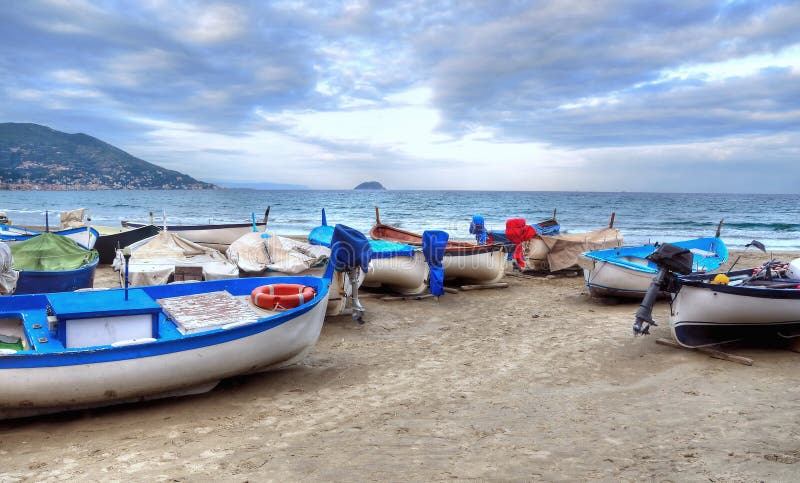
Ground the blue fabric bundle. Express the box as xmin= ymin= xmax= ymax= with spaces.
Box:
xmin=422 ymin=230 xmax=449 ymax=296
xmin=470 ymin=215 xmax=487 ymax=245
xmin=330 ymin=224 xmax=372 ymax=273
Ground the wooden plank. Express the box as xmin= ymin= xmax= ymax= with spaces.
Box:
xmin=381 ymin=294 xmax=435 ymax=302
xmin=459 ymin=282 xmax=509 ymax=291
xmin=443 ymin=287 xmax=460 ymax=294
xmin=656 ymin=338 xmax=753 ymax=366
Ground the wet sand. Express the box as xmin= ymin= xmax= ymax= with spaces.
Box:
xmin=2 ymin=249 xmax=800 ymax=481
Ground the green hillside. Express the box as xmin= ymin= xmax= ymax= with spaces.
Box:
xmin=0 ymin=123 xmax=214 ymax=189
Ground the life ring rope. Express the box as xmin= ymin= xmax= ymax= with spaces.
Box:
xmin=250 ymin=284 xmax=316 ymax=311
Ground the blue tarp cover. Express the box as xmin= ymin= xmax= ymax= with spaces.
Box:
xmin=308 ymin=225 xmax=334 ymax=247
xmin=367 ymin=239 xmax=416 ymax=259
xmin=309 ymin=224 xmax=415 ymax=258
xmin=422 ymin=230 xmax=448 ymax=296
xmin=330 ymin=224 xmax=372 ymax=272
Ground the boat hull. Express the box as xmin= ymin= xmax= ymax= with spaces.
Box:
xmin=582 ymin=237 xmax=728 ymax=299
xmin=95 ymin=225 xmax=161 ymax=264
xmin=0 ymin=276 xmax=328 ymax=418
xmin=364 ymin=252 xmax=429 ymax=295
xmin=14 ymin=258 xmax=99 ymax=295
xmin=670 ymin=279 xmax=800 ymax=348
xmin=122 ymin=221 xmax=266 ymax=245
xmin=442 ymin=246 xmax=506 ymax=284
xmin=582 ymin=259 xmax=658 ymax=298
xmin=369 ymin=223 xmax=506 ymax=284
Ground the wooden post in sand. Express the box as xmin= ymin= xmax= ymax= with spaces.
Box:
xmin=656 ymin=338 xmax=753 ymax=366
xmin=381 ymin=294 xmax=435 ymax=301
xmin=460 ymin=282 xmax=509 ymax=291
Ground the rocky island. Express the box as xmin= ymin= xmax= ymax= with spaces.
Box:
xmin=353 ymin=181 xmax=386 ymax=190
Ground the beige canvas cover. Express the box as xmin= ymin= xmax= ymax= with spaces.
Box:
xmin=112 ymin=231 xmax=238 ymax=286
xmin=533 ymin=228 xmax=622 ymax=272
xmin=60 ymin=208 xmax=87 ymax=228
xmin=226 ymin=232 xmax=330 ymax=274
xmin=0 ymin=242 xmax=19 ymax=295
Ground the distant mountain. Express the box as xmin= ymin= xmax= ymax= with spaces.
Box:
xmin=0 ymin=122 xmax=214 ymax=190
xmin=211 ymin=180 xmax=308 ymax=190
xmin=354 ymin=181 xmax=386 ymax=190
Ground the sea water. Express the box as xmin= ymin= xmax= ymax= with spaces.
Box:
xmin=0 ymin=189 xmax=798 ymax=250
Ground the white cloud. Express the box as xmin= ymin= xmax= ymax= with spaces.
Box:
xmin=50 ymin=69 xmax=95 ymax=86
xmin=653 ymin=44 xmax=800 ymax=85
xmin=178 ymin=5 xmax=247 ymax=44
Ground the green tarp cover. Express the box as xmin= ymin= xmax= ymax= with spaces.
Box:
xmin=10 ymin=232 xmax=98 ymax=271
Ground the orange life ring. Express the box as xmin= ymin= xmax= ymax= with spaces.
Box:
xmin=251 ymin=284 xmax=316 ymax=310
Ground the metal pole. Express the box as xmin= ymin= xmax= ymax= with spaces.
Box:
xmin=124 ymin=249 xmax=131 ymax=301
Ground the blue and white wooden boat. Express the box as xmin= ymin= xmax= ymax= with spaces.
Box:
xmin=14 ymin=258 xmax=100 ymax=295
xmin=310 ymin=210 xmax=428 ymax=294
xmin=0 ymin=225 xmax=99 ymax=250
xmin=0 ymin=275 xmax=329 ymax=419
xmin=10 ymin=232 xmax=100 ymax=295
xmin=581 ymin=236 xmax=728 ymax=299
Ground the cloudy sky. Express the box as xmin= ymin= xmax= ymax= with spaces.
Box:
xmin=1 ymin=0 xmax=798 ymax=192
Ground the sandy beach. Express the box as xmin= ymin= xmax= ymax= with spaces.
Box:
xmin=2 ymin=249 xmax=800 ymax=481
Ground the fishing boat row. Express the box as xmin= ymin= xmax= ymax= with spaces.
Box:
xmin=2 ymin=205 xmax=798 ymax=421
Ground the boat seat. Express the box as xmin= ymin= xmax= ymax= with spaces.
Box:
xmin=158 ymin=290 xmax=262 ymax=334
xmin=174 ymin=266 xmax=204 ymax=282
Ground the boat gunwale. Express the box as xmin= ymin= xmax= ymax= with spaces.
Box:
xmin=122 ymin=221 xmax=266 ymax=232
xmin=678 ymin=269 xmax=800 ymax=300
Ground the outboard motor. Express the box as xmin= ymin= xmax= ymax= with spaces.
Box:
xmin=469 ymin=215 xmax=487 ymax=245
xmin=505 ymin=218 xmax=536 ymax=269
xmin=633 ymin=243 xmax=694 ymax=336
xmin=422 ymin=230 xmax=449 ymax=297
xmin=327 ymin=224 xmax=372 ymax=323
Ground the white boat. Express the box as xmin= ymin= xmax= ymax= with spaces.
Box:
xmin=581 ymin=236 xmax=728 ymax=299
xmin=0 ymin=275 xmax=329 ymax=419
xmin=309 ymin=215 xmax=429 ymax=295
xmin=668 ymin=261 xmax=800 ymax=347
xmin=369 ymin=209 xmax=506 ymax=285
xmin=122 ymin=209 xmax=269 ymax=246
xmin=633 ymin=244 xmax=800 ymax=348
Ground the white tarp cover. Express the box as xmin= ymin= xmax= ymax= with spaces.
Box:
xmin=226 ymin=232 xmax=330 ymax=274
xmin=60 ymin=208 xmax=87 ymax=229
xmin=113 ymin=231 xmax=239 ymax=286
xmin=0 ymin=242 xmax=19 ymax=294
